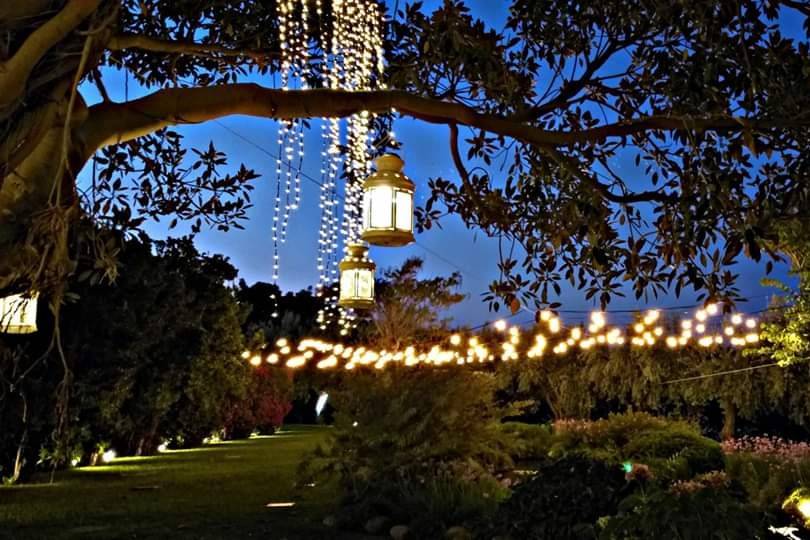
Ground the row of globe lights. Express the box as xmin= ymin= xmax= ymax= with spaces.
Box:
xmin=242 ymin=305 xmax=761 ymax=371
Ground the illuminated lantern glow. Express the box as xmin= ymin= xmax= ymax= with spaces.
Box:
xmin=338 ymin=243 xmax=376 ymax=310
xmin=361 ymin=154 xmax=415 ymax=247
xmin=0 ymin=293 xmax=38 ymax=334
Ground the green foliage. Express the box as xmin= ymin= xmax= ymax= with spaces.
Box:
xmin=550 ymin=413 xmax=723 ymax=480
xmin=65 ymin=237 xmax=248 ymax=456
xmin=725 ymin=451 xmax=810 ymax=511
xmin=301 ymin=368 xmax=515 ymax=532
xmin=599 ymin=475 xmax=768 ymax=540
xmin=499 ymin=422 xmax=553 ymax=460
xmin=484 ymin=455 xmax=630 ymax=540
xmin=368 ymin=257 xmax=464 ymax=350
xmin=496 ymin=337 xmax=807 ymax=439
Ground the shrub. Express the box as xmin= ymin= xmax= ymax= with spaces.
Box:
xmin=500 ymin=422 xmax=553 ymax=460
xmin=550 ymin=412 xmax=723 ymax=479
xmin=599 ymin=472 xmax=769 ymax=540
xmin=223 ymin=366 xmax=292 ymax=439
xmin=301 ymin=368 xmax=515 ymax=534
xmin=724 ymin=436 xmax=810 ymax=510
xmin=483 ymin=455 xmax=630 ymax=540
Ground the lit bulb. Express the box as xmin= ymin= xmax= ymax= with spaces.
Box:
xmin=745 ymin=318 xmax=757 ymax=329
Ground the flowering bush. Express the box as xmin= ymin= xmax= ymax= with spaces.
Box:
xmin=724 ymin=436 xmax=810 ymax=511
xmin=222 ymin=366 xmax=292 ymax=439
xmin=722 ymin=436 xmax=810 ymax=461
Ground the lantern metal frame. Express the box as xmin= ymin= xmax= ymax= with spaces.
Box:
xmin=338 ymin=243 xmax=376 ymax=310
xmin=361 ymin=154 xmax=415 ymax=247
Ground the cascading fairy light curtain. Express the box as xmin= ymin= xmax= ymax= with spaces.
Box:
xmin=272 ymin=0 xmax=309 ymax=285
xmin=270 ymin=1 xmax=385 ymax=332
xmin=312 ymin=0 xmax=386 ymax=332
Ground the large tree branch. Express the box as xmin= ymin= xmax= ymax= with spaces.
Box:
xmin=0 ymin=0 xmax=102 ymax=111
xmin=79 ymin=85 xmax=810 ymax=160
xmin=106 ymin=33 xmax=281 ymax=63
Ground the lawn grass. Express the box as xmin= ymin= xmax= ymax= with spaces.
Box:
xmin=0 ymin=425 xmax=370 ymax=540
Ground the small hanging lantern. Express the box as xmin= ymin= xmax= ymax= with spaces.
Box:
xmin=361 ymin=154 xmax=415 ymax=247
xmin=338 ymin=243 xmax=376 ymax=310
xmin=0 ymin=293 xmax=38 ymax=334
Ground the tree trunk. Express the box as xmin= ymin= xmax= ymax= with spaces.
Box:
xmin=10 ymin=392 xmax=29 ymax=484
xmin=721 ymin=401 xmax=736 ymax=441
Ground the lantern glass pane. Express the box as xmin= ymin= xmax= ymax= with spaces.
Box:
xmin=362 ymin=191 xmax=371 ymax=230
xmin=356 ymin=269 xmax=374 ymax=299
xmin=0 ymin=294 xmax=37 ymax=334
xmin=340 ymin=270 xmax=356 ymax=300
xmin=369 ymin=187 xmax=394 ymax=229
xmin=395 ymin=190 xmax=413 ymax=231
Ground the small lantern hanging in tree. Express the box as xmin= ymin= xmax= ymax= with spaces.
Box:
xmin=338 ymin=243 xmax=376 ymax=310
xmin=0 ymin=293 xmax=38 ymax=334
xmin=361 ymin=154 xmax=415 ymax=247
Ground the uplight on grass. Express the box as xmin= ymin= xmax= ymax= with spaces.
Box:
xmin=101 ymin=449 xmax=117 ymax=463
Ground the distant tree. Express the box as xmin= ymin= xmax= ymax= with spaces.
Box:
xmin=65 ymin=236 xmax=247 ymax=455
xmin=369 ymin=257 xmax=464 ymax=350
xmin=758 ymin=220 xmax=810 ymax=366
xmin=236 ymin=281 xmax=329 ymax=345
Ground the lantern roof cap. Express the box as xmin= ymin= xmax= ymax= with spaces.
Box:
xmin=375 ymin=154 xmax=404 ymax=172
xmin=364 ymin=154 xmax=413 ymax=190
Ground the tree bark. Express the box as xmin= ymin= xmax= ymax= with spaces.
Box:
xmin=721 ymin=401 xmax=737 ymax=441
xmin=0 ymin=0 xmax=102 ymax=112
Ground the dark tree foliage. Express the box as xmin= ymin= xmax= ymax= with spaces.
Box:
xmin=368 ymin=257 xmax=464 ymax=349
xmin=2 ymin=1 xmax=810 ymax=311
xmin=0 ymin=234 xmax=251 ymax=479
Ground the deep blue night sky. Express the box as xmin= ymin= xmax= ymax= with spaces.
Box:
xmin=77 ymin=1 xmax=802 ymax=328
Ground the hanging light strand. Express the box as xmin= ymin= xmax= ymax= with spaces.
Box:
xmin=273 ymin=0 xmax=308 ymax=284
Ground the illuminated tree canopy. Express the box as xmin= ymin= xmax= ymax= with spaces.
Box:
xmin=2 ymin=0 xmax=810 ymax=308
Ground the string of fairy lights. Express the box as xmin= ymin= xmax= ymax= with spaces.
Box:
xmin=269 ymin=0 xmax=387 ymax=332
xmin=242 ymin=303 xmax=763 ymax=371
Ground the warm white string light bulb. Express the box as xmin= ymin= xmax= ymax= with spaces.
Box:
xmin=272 ymin=0 xmax=310 ymax=286
xmin=313 ymin=0 xmax=386 ymax=332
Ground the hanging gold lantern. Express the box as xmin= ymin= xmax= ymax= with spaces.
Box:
xmin=0 ymin=293 xmax=38 ymax=334
xmin=338 ymin=243 xmax=376 ymax=310
xmin=361 ymin=154 xmax=415 ymax=247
